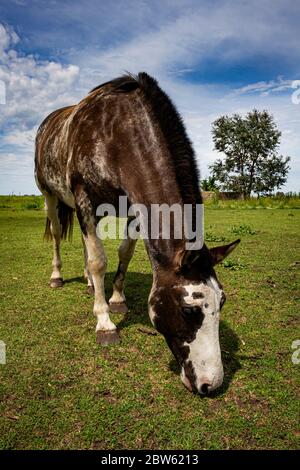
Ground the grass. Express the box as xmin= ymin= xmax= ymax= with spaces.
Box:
xmin=0 ymin=195 xmax=44 ymax=211
xmin=205 ymin=194 xmax=300 ymax=210
xmin=230 ymin=224 xmax=257 ymax=236
xmin=0 ymin=196 xmax=299 ymax=450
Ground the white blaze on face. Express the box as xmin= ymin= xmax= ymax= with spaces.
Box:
xmin=148 ymin=305 xmax=156 ymax=326
xmin=182 ymin=277 xmax=224 ymax=392
xmin=148 ymin=281 xmax=158 ymax=326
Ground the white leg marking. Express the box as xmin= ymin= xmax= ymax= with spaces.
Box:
xmin=84 ymin=230 xmax=116 ymax=332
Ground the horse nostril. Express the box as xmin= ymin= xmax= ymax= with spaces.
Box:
xmin=200 ymin=383 xmax=210 ymax=395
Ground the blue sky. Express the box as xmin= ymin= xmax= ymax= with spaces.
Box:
xmin=0 ymin=0 xmax=299 ymax=194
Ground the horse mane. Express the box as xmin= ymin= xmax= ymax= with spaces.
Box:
xmin=90 ymin=72 xmax=202 ymax=205
xmin=89 ymin=74 xmax=139 ymax=94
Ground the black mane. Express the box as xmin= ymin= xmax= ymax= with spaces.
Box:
xmin=90 ymin=72 xmax=202 ymax=205
xmin=89 ymin=74 xmax=139 ymax=94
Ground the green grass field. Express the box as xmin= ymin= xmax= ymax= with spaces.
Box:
xmin=0 ymin=196 xmax=299 ymax=450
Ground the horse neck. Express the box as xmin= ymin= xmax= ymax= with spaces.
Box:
xmin=121 ymin=155 xmax=192 ymax=269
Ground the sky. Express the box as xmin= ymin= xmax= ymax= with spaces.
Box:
xmin=0 ymin=0 xmax=299 ymax=194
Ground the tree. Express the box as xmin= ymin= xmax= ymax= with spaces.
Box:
xmin=201 ymin=176 xmax=219 ymax=191
xmin=210 ymin=109 xmax=290 ymax=198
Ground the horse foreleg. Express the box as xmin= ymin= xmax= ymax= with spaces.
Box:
xmin=80 ymin=215 xmax=119 ymax=345
xmin=85 ymin=232 xmax=119 ymax=345
xmin=46 ymin=195 xmax=63 ymax=288
xmin=109 ymin=227 xmax=137 ymax=313
xmin=82 ymin=233 xmax=94 ymax=295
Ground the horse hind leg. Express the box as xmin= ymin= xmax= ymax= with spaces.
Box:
xmin=44 ymin=194 xmax=74 ymax=288
xmin=44 ymin=194 xmax=64 ymax=288
xmin=109 ymin=219 xmax=137 ymax=313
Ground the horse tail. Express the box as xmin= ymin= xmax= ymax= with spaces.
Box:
xmin=58 ymin=200 xmax=74 ymax=241
xmin=44 ymin=199 xmax=74 ymax=241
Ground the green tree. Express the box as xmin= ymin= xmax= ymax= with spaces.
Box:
xmin=210 ymin=109 xmax=290 ymax=198
xmin=201 ymin=176 xmax=218 ymax=191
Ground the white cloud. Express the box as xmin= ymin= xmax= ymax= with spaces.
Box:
xmin=70 ymin=0 xmax=300 ymax=87
xmin=2 ymin=127 xmax=37 ymax=150
xmin=229 ymin=78 xmax=295 ymax=97
xmin=0 ymin=4 xmax=300 ymax=194
xmin=0 ymin=23 xmax=80 ymax=134
xmin=0 ymin=23 xmax=81 ymax=194
xmin=0 ymin=23 xmax=19 ymax=54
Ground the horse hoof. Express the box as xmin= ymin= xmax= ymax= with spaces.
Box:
xmin=109 ymin=302 xmax=128 ymax=313
xmin=96 ymin=329 xmax=121 ymax=346
xmin=49 ymin=278 xmax=63 ymax=288
xmin=85 ymin=285 xmax=94 ymax=296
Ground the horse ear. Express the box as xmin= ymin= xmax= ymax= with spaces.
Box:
xmin=175 ymin=249 xmax=200 ymax=271
xmin=209 ymin=239 xmax=240 ymax=266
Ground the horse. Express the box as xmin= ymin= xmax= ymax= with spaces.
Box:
xmin=35 ymin=72 xmax=240 ymax=395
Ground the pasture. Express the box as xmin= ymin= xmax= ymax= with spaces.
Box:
xmin=0 ymin=196 xmax=299 ymax=450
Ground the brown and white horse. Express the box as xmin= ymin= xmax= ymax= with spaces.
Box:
xmin=35 ymin=73 xmax=240 ymax=395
